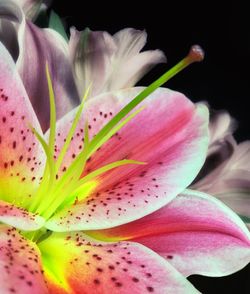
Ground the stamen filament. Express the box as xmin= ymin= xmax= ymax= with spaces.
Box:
xmin=29 ymin=65 xmax=57 ymax=213
xmin=73 ymin=159 xmax=145 ymax=191
xmin=39 ymin=175 xmax=77 ymax=218
xmin=28 ymin=127 xmax=55 ymax=212
xmin=55 ymin=85 xmax=91 ymax=173
xmin=46 ymin=64 xmax=57 ymax=162
xmin=30 ymin=127 xmax=55 ymax=180
xmin=37 ymin=126 xmax=91 ymax=216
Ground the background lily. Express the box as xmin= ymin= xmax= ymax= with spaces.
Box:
xmin=0 ymin=0 xmax=166 ymax=132
xmin=191 ymin=110 xmax=250 ymax=226
xmin=18 ymin=0 xmax=51 ymax=20
xmin=0 ymin=0 xmax=80 ymax=131
xmin=1 ymin=38 xmax=250 ymax=293
xmin=69 ymin=27 xmax=166 ymax=99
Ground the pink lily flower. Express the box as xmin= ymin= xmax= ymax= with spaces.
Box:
xmin=0 ymin=38 xmax=250 ymax=294
xmin=191 ymin=110 xmax=250 ymax=226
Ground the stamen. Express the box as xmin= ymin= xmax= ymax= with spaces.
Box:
xmin=28 ymin=65 xmax=58 ymax=213
xmin=37 ymin=118 xmax=91 ymax=217
xmin=28 ymin=127 xmax=55 ymax=212
xmin=46 ymin=63 xmax=56 ymax=163
xmin=186 ymin=45 xmax=205 ymax=63
xmin=43 ymin=159 xmax=145 ymax=219
xmin=55 ymin=85 xmax=91 ymax=173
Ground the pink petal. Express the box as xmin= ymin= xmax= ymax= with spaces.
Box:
xmin=46 ymin=87 xmax=208 ymax=231
xmin=88 ymin=189 xmax=250 ymax=277
xmin=0 ymin=42 xmax=45 ymax=206
xmin=0 ymin=200 xmax=45 ymax=231
xmin=0 ymin=225 xmax=48 ymax=293
xmin=1 ymin=0 xmax=80 ymax=131
xmin=39 ymin=231 xmax=199 ymax=294
xmin=69 ymin=28 xmax=166 ymax=98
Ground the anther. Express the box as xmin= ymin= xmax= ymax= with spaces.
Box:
xmin=187 ymin=45 xmax=205 ymax=63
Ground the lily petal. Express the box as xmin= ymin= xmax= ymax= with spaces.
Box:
xmin=210 ymin=140 xmax=250 ymax=220
xmin=69 ymin=27 xmax=166 ymax=98
xmin=0 ymin=0 xmax=22 ymax=21
xmin=0 ymin=0 xmax=20 ymax=60
xmin=0 ymin=0 xmax=80 ymax=131
xmin=69 ymin=27 xmax=117 ymax=98
xmin=107 ymin=28 xmax=166 ymax=90
xmin=0 ymin=200 xmax=45 ymax=230
xmin=218 ymin=192 xmax=250 ymax=219
xmin=39 ymin=231 xmax=199 ymax=294
xmin=88 ymin=189 xmax=250 ymax=277
xmin=0 ymin=19 xmax=19 ymax=62
xmin=208 ymin=110 xmax=236 ymax=154
xmin=0 ymin=41 xmax=45 ymax=206
xmin=192 ymin=113 xmax=250 ymax=221
xmin=192 ymin=110 xmax=236 ymax=189
xmin=46 ymin=87 xmax=209 ymax=231
xmin=18 ymin=0 xmax=46 ymax=20
xmin=0 ymin=225 xmax=48 ymax=294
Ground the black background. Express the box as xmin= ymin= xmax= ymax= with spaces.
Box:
xmin=51 ymin=1 xmax=250 ymax=293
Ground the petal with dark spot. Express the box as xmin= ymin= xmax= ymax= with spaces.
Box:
xmin=39 ymin=231 xmax=199 ymax=294
xmin=0 ymin=225 xmax=48 ymax=294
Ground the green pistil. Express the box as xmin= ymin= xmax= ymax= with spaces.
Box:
xmin=27 ymin=46 xmax=204 ymax=221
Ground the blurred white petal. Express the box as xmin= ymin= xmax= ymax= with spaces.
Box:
xmin=69 ymin=27 xmax=166 ymax=98
xmin=192 ymin=110 xmax=250 ymax=223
